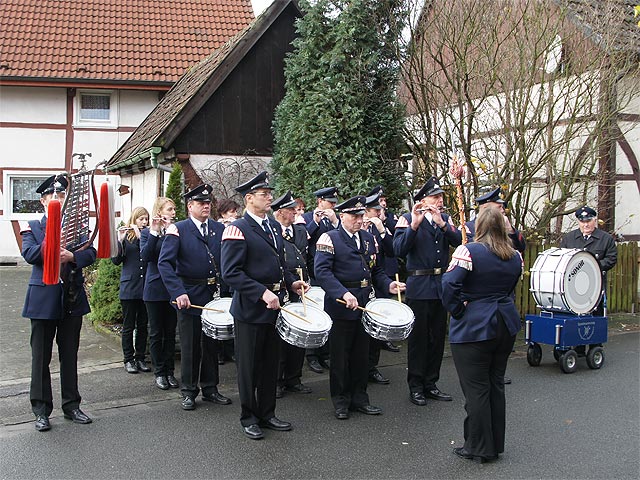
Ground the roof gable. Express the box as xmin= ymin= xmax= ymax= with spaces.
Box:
xmin=0 ymin=0 xmax=255 ymax=85
xmin=107 ymin=0 xmax=300 ymax=170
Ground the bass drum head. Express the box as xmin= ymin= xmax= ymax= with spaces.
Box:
xmin=563 ymin=250 xmax=602 ymax=314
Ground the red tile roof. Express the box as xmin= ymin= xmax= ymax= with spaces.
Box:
xmin=0 ymin=0 xmax=255 ymax=85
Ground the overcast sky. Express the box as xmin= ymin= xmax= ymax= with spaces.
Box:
xmin=251 ymin=0 xmax=274 ymax=16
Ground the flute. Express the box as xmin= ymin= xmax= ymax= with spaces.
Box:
xmin=416 ymin=206 xmax=448 ymax=213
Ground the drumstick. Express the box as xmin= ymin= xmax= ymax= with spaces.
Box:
xmin=335 ymin=298 xmax=386 ymax=318
xmin=395 ymin=273 xmax=402 ymax=303
xmin=303 ymin=295 xmax=320 ymax=305
xmin=297 ymin=268 xmax=307 ymax=316
xmin=172 ymin=301 xmax=225 ymax=313
xmin=280 ymin=306 xmax=312 ymax=324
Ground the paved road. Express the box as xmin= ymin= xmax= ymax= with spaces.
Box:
xmin=1 ymin=266 xmax=638 ymax=479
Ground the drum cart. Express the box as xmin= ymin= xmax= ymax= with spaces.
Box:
xmin=524 ymin=311 xmax=607 ymax=373
xmin=527 ymin=247 xmax=608 ymax=373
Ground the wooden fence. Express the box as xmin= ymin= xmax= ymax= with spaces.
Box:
xmin=515 ymin=242 xmax=639 ymax=315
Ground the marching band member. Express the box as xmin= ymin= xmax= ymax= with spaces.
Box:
xmin=393 ymin=176 xmax=462 ymax=406
xmin=112 ymin=206 xmax=151 ymax=374
xmin=158 ymin=184 xmax=231 ymax=411
xmin=221 ymin=171 xmax=307 ymax=440
xmin=315 ymin=196 xmax=404 ymax=420
xmin=442 ymin=207 xmax=523 ymax=463
xmin=140 ymin=197 xmax=178 ymax=391
xmin=560 ymin=206 xmax=617 ymax=317
xmin=21 ymin=175 xmax=96 ymax=431
xmin=302 ymin=186 xmax=340 ymax=374
xmin=272 ymin=191 xmax=313 ymax=398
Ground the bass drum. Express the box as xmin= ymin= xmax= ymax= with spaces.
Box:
xmin=530 ymin=248 xmax=602 ymax=315
xmin=201 ymin=298 xmax=234 ymax=340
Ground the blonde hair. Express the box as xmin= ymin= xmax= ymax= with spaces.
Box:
xmin=474 ymin=207 xmax=516 ymax=260
xmin=152 ymin=197 xmax=175 ymax=217
xmin=126 ymin=206 xmax=149 ymax=242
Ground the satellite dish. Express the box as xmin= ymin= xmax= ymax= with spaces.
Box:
xmin=544 ymin=35 xmax=563 ymax=74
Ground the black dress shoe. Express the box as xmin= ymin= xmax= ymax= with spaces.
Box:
xmin=243 ymin=424 xmax=264 ymax=440
xmin=155 ymin=376 xmax=169 ymax=390
xmin=368 ymin=370 xmax=390 ymax=385
xmin=124 ymin=361 xmax=139 ymax=374
xmin=35 ymin=415 xmax=51 ymax=432
xmin=453 ymin=447 xmax=497 ymax=463
xmin=334 ymin=408 xmax=349 ymax=420
xmin=276 ymin=385 xmax=284 ymax=398
xmin=410 ymin=392 xmax=427 ymax=406
xmin=382 ymin=341 xmax=401 ymax=352
xmin=202 ymin=391 xmax=232 ymax=405
xmin=502 ymin=376 xmax=512 ymax=385
xmin=355 ymin=404 xmax=382 ymax=415
xmin=425 ymin=388 xmax=452 ymax=401
xmin=260 ymin=417 xmax=292 ymax=431
xmin=308 ymin=359 xmax=324 ymax=374
xmin=318 ymin=358 xmax=330 ymax=369
xmin=136 ymin=360 xmax=151 ymax=372
xmin=284 ymin=383 xmax=312 ymax=394
xmin=181 ymin=396 xmax=196 ymax=410
xmin=63 ymin=408 xmax=92 ymax=424
xmin=166 ymin=375 xmax=179 ymax=388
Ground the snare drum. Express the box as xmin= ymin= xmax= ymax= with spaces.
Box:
xmin=304 ymin=286 xmax=325 ymax=306
xmin=201 ymin=298 xmax=234 ymax=340
xmin=362 ymin=298 xmax=415 ymax=341
xmin=530 ymin=248 xmax=602 ymax=314
xmin=276 ymin=302 xmax=332 ymax=349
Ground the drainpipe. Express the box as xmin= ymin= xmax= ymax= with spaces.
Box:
xmin=150 ymin=150 xmax=173 ymax=173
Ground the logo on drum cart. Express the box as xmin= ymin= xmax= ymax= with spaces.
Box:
xmin=577 ymin=321 xmax=595 ymax=341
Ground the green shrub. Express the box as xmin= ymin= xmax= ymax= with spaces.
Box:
xmin=89 ymin=258 xmax=122 ymax=325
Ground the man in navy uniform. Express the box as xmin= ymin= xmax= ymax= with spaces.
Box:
xmin=464 ymin=187 xmax=526 ymax=253
xmin=315 ymin=195 xmax=404 ymax=420
xmin=560 ymin=206 xmax=617 ymax=316
xmin=221 ymin=171 xmax=307 ymax=440
xmin=272 ymin=191 xmax=313 ymax=398
xmin=393 ymin=175 xmax=462 ymax=406
xmin=363 ymin=192 xmax=394 ymax=385
xmin=302 ymin=186 xmax=340 ymax=374
xmin=158 ymin=184 xmax=232 ymax=411
xmin=20 ymin=175 xmax=96 ymax=431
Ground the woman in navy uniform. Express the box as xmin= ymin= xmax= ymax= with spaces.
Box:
xmin=393 ymin=176 xmax=462 ymax=406
xmin=21 ymin=175 xmax=96 ymax=431
xmin=560 ymin=206 xmax=617 ymax=316
xmin=272 ymin=190 xmax=313 ymax=398
xmin=442 ymin=207 xmax=523 ymax=463
xmin=112 ymin=206 xmax=151 ymax=374
xmin=221 ymin=171 xmax=307 ymax=440
xmin=140 ymin=197 xmax=178 ymax=391
xmin=158 ymin=184 xmax=231 ymax=411
xmin=314 ymin=196 xmax=404 ymax=420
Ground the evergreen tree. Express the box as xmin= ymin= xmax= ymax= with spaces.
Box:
xmin=272 ymin=0 xmax=409 ymax=208
xmin=165 ymin=161 xmax=186 ymax=220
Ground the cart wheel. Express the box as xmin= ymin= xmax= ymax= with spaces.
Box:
xmin=586 ymin=347 xmax=605 ymax=369
xmin=553 ymin=348 xmax=561 ymax=362
xmin=560 ymin=350 xmax=578 ymax=374
xmin=527 ymin=344 xmax=542 ymax=366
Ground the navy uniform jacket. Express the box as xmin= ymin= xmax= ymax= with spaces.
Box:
xmin=21 ymin=217 xmax=96 ymax=320
xmin=302 ymin=211 xmax=339 ymax=278
xmin=277 ymin=221 xmax=312 ymax=282
xmin=560 ymin=228 xmax=617 ymax=282
xmin=111 ymin=235 xmax=146 ymax=300
xmin=442 ymin=243 xmax=522 ymax=343
xmin=465 ymin=218 xmax=526 ymax=253
xmin=314 ymin=228 xmax=391 ymax=321
xmin=158 ymin=218 xmax=225 ymax=316
xmin=221 ymin=214 xmax=296 ymax=324
xmin=393 ymin=213 xmax=462 ymax=300
xmin=367 ymin=225 xmax=394 ymax=298
xmin=139 ymin=228 xmax=170 ymax=302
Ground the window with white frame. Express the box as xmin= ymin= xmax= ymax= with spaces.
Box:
xmin=3 ymin=172 xmax=52 ymax=219
xmin=75 ymin=90 xmax=118 ymax=127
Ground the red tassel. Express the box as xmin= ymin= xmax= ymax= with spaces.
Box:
xmin=43 ymin=199 xmax=61 ymax=285
xmin=97 ymin=182 xmax=111 ymax=258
